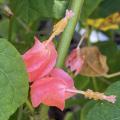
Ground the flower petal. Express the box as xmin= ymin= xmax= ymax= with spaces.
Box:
xmin=65 ymin=48 xmax=84 ymax=75
xmin=22 ymin=37 xmax=57 ymax=82
xmin=49 ymin=68 xmax=76 ymax=99
xmin=31 ymin=77 xmax=66 ymax=110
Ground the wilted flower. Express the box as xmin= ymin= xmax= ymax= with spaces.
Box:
xmin=65 ymin=48 xmax=84 ymax=76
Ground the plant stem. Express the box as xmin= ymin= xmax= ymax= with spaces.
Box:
xmin=26 ymin=99 xmax=34 ymax=114
xmin=56 ymin=0 xmax=84 ymax=67
xmin=104 ymin=72 xmax=120 ymax=78
xmin=17 ymin=106 xmax=23 ymax=120
xmin=92 ymin=77 xmax=99 ymax=91
xmin=77 ymin=31 xmax=87 ymax=49
xmin=8 ymin=18 xmax=13 ymax=41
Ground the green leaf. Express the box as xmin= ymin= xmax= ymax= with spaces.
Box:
xmin=95 ymin=40 xmax=120 ymax=74
xmin=0 ymin=39 xmax=29 ymax=120
xmin=74 ymin=75 xmax=90 ymax=90
xmin=64 ymin=113 xmax=74 ymax=120
xmin=0 ymin=19 xmax=9 ymax=38
xmin=10 ymin=0 xmax=68 ymax=23
xmin=90 ymin=0 xmax=120 ymax=18
xmin=86 ymin=81 xmax=120 ymax=120
xmin=81 ymin=0 xmax=103 ymax=20
xmin=80 ymin=101 xmax=96 ymax=120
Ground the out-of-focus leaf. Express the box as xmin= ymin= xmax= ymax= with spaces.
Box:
xmin=91 ymin=0 xmax=120 ymax=18
xmin=81 ymin=0 xmax=103 ymax=20
xmin=0 ymin=39 xmax=29 ymax=120
xmin=95 ymin=40 xmax=120 ymax=74
xmin=0 ymin=19 xmax=9 ymax=38
xmin=80 ymin=101 xmax=96 ymax=120
xmin=0 ymin=0 xmax=4 ymax=3
xmin=86 ymin=81 xmax=120 ymax=120
xmin=64 ymin=113 xmax=74 ymax=120
xmin=74 ymin=75 xmax=90 ymax=90
xmin=10 ymin=0 xmax=69 ymax=23
xmin=86 ymin=12 xmax=120 ymax=31
xmin=80 ymin=46 xmax=109 ymax=77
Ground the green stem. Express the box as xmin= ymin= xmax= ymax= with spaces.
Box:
xmin=26 ymin=99 xmax=34 ymax=114
xmin=92 ymin=77 xmax=99 ymax=91
xmin=104 ymin=72 xmax=120 ymax=78
xmin=56 ymin=0 xmax=84 ymax=67
xmin=17 ymin=106 xmax=23 ymax=120
xmin=8 ymin=18 xmax=13 ymax=41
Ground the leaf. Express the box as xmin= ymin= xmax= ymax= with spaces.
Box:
xmin=64 ymin=113 xmax=74 ymax=120
xmin=91 ymin=0 xmax=120 ymax=18
xmin=95 ymin=40 xmax=120 ymax=74
xmin=86 ymin=12 xmax=120 ymax=31
xmin=81 ymin=0 xmax=103 ymax=20
xmin=0 ymin=19 xmax=9 ymax=38
xmin=0 ymin=39 xmax=29 ymax=120
xmin=86 ymin=81 xmax=120 ymax=120
xmin=74 ymin=75 xmax=90 ymax=89
xmin=80 ymin=101 xmax=96 ymax=120
xmin=10 ymin=0 xmax=68 ymax=23
xmin=80 ymin=46 xmax=109 ymax=77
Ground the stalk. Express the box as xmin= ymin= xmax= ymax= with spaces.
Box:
xmin=56 ymin=0 xmax=84 ymax=67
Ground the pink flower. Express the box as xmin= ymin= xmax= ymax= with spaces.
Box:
xmin=22 ymin=37 xmax=57 ymax=82
xmin=30 ymin=68 xmax=76 ymax=110
xmin=65 ymin=9 xmax=74 ymax=19
xmin=65 ymin=48 xmax=84 ymax=76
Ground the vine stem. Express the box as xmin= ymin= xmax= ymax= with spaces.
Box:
xmin=8 ymin=18 xmax=13 ymax=41
xmin=56 ymin=0 xmax=84 ymax=67
xmin=26 ymin=99 xmax=34 ymax=114
xmin=17 ymin=106 xmax=23 ymax=120
xmin=104 ymin=72 xmax=120 ymax=78
xmin=92 ymin=77 xmax=99 ymax=91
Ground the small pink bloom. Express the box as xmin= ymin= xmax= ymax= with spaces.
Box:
xmin=103 ymin=95 xmax=116 ymax=103
xmin=22 ymin=37 xmax=57 ymax=82
xmin=65 ymin=48 xmax=84 ymax=76
xmin=65 ymin=9 xmax=74 ymax=19
xmin=30 ymin=68 xmax=76 ymax=110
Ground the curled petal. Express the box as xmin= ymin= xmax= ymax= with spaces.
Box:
xmin=31 ymin=77 xmax=66 ymax=110
xmin=65 ymin=49 xmax=84 ymax=75
xmin=22 ymin=37 xmax=57 ymax=82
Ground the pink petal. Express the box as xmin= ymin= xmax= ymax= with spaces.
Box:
xmin=65 ymin=9 xmax=74 ymax=19
xmin=31 ymin=77 xmax=66 ymax=110
xmin=49 ymin=68 xmax=76 ymax=99
xmin=65 ymin=48 xmax=84 ymax=75
xmin=22 ymin=37 xmax=57 ymax=82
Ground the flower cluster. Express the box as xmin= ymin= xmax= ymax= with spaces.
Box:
xmin=22 ymin=10 xmax=116 ymax=110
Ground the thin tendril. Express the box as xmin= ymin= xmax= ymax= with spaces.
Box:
xmin=77 ymin=31 xmax=87 ymax=50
